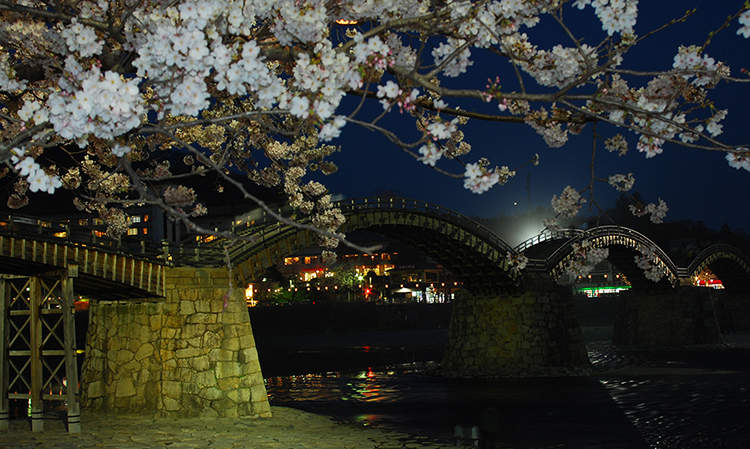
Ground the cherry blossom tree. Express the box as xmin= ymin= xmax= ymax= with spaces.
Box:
xmin=0 ymin=0 xmax=748 ymax=276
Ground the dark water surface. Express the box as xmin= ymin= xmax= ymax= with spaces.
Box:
xmin=261 ymin=337 xmax=750 ymax=449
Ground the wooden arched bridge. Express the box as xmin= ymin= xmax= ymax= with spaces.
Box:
xmin=1 ymin=198 xmax=750 ymax=296
xmin=211 ymin=198 xmax=750 ymax=294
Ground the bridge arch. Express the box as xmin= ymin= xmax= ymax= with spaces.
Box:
xmin=686 ymin=244 xmax=750 ymax=290
xmin=227 ymin=198 xmax=519 ymax=294
xmin=544 ymin=225 xmax=679 ymax=289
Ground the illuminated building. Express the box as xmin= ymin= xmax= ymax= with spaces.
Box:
xmin=557 ymin=260 xmax=631 ymax=297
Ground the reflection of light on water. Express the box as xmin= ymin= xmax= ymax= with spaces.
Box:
xmin=266 ymin=367 xmax=407 ymax=404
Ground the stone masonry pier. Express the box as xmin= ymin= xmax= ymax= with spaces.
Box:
xmin=80 ymin=267 xmax=271 ymax=418
xmin=613 ymin=287 xmax=723 ymax=347
xmin=439 ymin=274 xmax=590 ymax=378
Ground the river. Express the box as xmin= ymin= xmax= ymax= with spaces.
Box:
xmin=258 ymin=330 xmax=750 ymax=449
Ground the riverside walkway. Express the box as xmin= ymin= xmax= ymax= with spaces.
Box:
xmin=1 ymin=406 xmax=457 ymax=449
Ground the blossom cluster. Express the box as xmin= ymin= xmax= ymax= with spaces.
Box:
xmin=565 ymin=240 xmax=609 ymax=278
xmin=506 ymin=253 xmax=529 ymax=276
xmin=47 ymin=66 xmax=144 ymax=143
xmin=543 ymin=217 xmax=562 ymax=232
xmin=289 ymin=39 xmax=363 ymax=128
xmin=376 ymin=80 xmax=419 ymax=113
xmin=573 ymin=0 xmax=639 ymax=36
xmin=60 ymin=18 xmax=103 ymax=58
xmin=726 ymin=150 xmax=750 ymax=172
xmin=629 ymin=199 xmax=668 ymax=224
xmin=635 ymin=246 xmax=665 ymax=282
xmin=673 ymin=45 xmax=723 ymax=88
xmin=10 ymin=149 xmax=62 ymax=194
xmin=432 ymin=38 xmax=473 ymax=78
xmin=463 ymin=162 xmax=515 ymax=194
xmin=0 ymin=53 xmax=26 ymax=91
xmin=608 ymin=173 xmax=635 ymax=192
xmin=551 ymin=186 xmax=585 ymax=218
xmin=740 ymin=10 xmax=750 ymax=38
xmin=605 ymin=135 xmax=629 ymax=156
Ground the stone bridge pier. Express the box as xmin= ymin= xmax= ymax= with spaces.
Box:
xmin=439 ymin=273 xmax=590 ymax=378
xmin=80 ymin=267 xmax=271 ymax=418
xmin=708 ymin=289 xmax=750 ymax=333
xmin=612 ymin=287 xmax=723 ymax=347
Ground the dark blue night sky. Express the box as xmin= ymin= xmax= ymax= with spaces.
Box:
xmin=319 ymin=0 xmax=750 ymax=233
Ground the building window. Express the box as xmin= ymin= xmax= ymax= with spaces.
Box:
xmin=130 ymin=216 xmax=141 ymax=224
xmin=284 ymin=257 xmax=300 ymax=265
xmin=127 ymin=228 xmax=138 ymax=236
xmin=142 ymin=228 xmax=148 ymax=235
xmin=78 ymin=219 xmax=88 ymax=226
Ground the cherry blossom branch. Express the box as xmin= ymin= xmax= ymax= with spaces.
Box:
xmin=141 ymin=127 xmax=381 ymax=254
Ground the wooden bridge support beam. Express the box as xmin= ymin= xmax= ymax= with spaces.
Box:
xmin=439 ymin=273 xmax=590 ymax=378
xmin=0 ymin=273 xmax=81 ymax=434
xmin=61 ymin=269 xmax=81 ymax=433
xmin=29 ymin=278 xmax=43 ymax=432
xmin=0 ymin=280 xmax=8 ymax=430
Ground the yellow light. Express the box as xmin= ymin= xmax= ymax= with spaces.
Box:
xmin=335 ymin=19 xmax=358 ymax=25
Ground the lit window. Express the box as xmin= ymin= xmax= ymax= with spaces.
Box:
xmin=79 ymin=219 xmax=88 ymax=226
xmin=130 ymin=216 xmax=141 ymax=224
xmin=127 ymin=228 xmax=138 ymax=236
xmin=142 ymin=228 xmax=148 ymax=235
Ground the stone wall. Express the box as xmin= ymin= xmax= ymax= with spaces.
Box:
xmin=439 ymin=275 xmax=590 ymax=378
xmin=80 ymin=267 xmax=271 ymax=418
xmin=612 ymin=287 xmax=723 ymax=347
xmin=710 ymin=289 xmax=750 ymax=332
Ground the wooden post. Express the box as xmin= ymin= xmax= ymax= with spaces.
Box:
xmin=61 ymin=267 xmax=80 ymax=433
xmin=0 ymin=280 xmax=8 ymax=431
xmin=29 ymin=277 xmax=43 ymax=432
